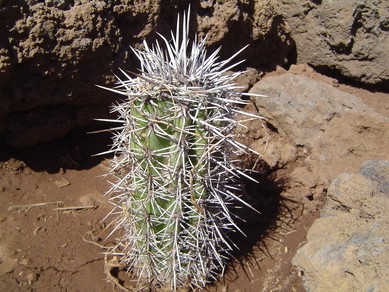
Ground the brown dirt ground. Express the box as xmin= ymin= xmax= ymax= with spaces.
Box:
xmin=0 ymin=77 xmax=387 ymax=292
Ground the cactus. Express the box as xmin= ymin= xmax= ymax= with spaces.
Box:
xmin=98 ymin=8 xmax=263 ymax=291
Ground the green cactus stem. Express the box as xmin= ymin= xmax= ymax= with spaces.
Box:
xmin=97 ymin=7 xmax=264 ymax=291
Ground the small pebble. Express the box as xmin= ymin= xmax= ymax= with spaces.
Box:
xmin=54 ymin=177 xmax=71 ymax=188
xmin=26 ymin=271 xmax=37 ymax=285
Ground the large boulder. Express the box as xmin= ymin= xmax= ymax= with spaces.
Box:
xmin=274 ymin=0 xmax=389 ymax=87
xmin=292 ymin=160 xmax=389 ymax=291
xmin=250 ymin=71 xmax=373 ymax=147
xmin=0 ymin=0 xmax=293 ymax=148
xmin=0 ymin=0 xmax=160 ymax=147
xmin=196 ymin=0 xmax=293 ymax=68
xmin=249 ymin=67 xmax=389 ymax=203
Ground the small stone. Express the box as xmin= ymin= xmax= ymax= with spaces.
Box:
xmin=25 ymin=271 xmax=37 ymax=285
xmin=33 ymin=226 xmax=43 ymax=235
xmin=54 ymin=177 xmax=70 ymax=188
xmin=0 ymin=256 xmax=17 ymax=275
xmin=19 ymin=258 xmax=29 ymax=266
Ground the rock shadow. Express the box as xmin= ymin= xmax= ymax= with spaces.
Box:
xmin=209 ymin=159 xmax=303 ymax=288
xmin=0 ymin=126 xmax=114 ymax=173
xmin=227 ymin=162 xmax=286 ymax=257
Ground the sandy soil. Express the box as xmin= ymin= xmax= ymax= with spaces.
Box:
xmin=0 ymin=121 xmax=316 ymax=292
xmin=0 ymin=77 xmax=387 ymax=291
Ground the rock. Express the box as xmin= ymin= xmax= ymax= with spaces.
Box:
xmin=232 ymin=67 xmax=262 ymax=93
xmin=250 ymin=69 xmax=389 ymax=206
xmin=251 ymin=134 xmax=297 ymax=169
xmin=250 ymin=72 xmax=372 ymax=147
xmin=0 ymin=256 xmax=17 ymax=276
xmin=310 ymin=112 xmax=389 ymax=180
xmin=360 ymin=160 xmax=389 ymax=195
xmin=0 ymin=236 xmax=17 ymax=276
xmin=293 ymin=160 xmax=389 ymax=292
xmin=196 ymin=0 xmax=293 ymax=69
xmin=0 ymin=1 xmax=292 ymax=148
xmin=54 ymin=177 xmax=70 ymax=188
xmin=273 ymin=0 xmax=389 ymax=87
xmin=287 ymin=64 xmax=338 ymax=87
xmin=288 ymin=166 xmax=327 ymax=211
xmin=79 ymin=192 xmax=106 ymax=206
xmin=25 ymin=271 xmax=38 ymax=285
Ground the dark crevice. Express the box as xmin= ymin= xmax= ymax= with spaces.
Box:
xmin=284 ymin=41 xmax=298 ymax=70
xmin=312 ymin=65 xmax=389 ymax=92
xmin=0 ymin=126 xmax=114 ymax=173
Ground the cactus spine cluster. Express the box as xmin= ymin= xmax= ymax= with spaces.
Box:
xmin=98 ymin=8 xmax=262 ymax=291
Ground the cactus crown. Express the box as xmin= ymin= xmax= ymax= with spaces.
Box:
xmin=98 ymin=7 xmax=263 ymax=291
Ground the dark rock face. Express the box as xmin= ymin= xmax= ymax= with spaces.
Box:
xmin=0 ymin=0 xmax=156 ymax=147
xmin=274 ymin=0 xmax=389 ymax=87
xmin=0 ymin=0 xmax=293 ymax=148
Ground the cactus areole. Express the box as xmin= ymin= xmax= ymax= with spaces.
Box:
xmin=97 ymin=7 xmax=263 ymax=291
